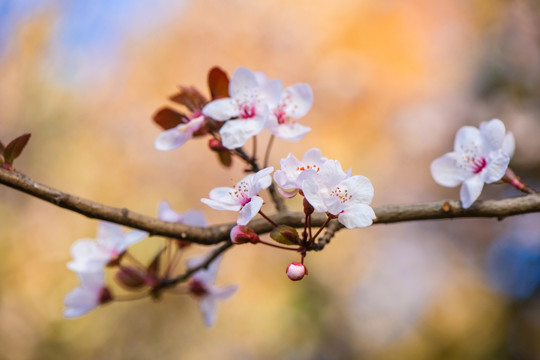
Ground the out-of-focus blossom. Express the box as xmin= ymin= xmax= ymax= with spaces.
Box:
xmin=431 ymin=119 xmax=513 ymax=208
xmin=64 ymin=271 xmax=112 ymax=318
xmin=187 ymin=255 xmax=237 ymax=327
xmin=265 ymin=84 xmax=313 ymax=141
xmin=158 ymin=200 xmax=207 ymax=227
xmin=154 ymin=116 xmax=205 ymax=151
xmin=273 ymin=148 xmax=328 ymax=198
xmin=202 ymin=67 xmax=282 ymax=149
xmin=303 ymin=160 xmax=375 ymax=229
xmin=67 ymin=221 xmax=148 ymax=274
xmin=201 ymin=167 xmax=273 ymax=225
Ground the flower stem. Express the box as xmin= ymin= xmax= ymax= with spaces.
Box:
xmin=502 ymin=168 xmax=538 ymax=194
xmin=259 ymin=239 xmax=302 ymax=251
xmin=258 ymin=210 xmax=278 ymax=227
xmin=263 ymin=135 xmax=275 ymax=168
xmin=310 ymin=215 xmax=333 ymax=243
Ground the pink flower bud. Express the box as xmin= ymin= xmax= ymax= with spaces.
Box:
xmin=286 ymin=262 xmax=307 ymax=281
xmin=303 ymin=197 xmax=314 ymax=215
xmin=208 ymin=138 xmax=228 ymax=152
xmin=230 ymin=225 xmax=260 ymax=244
xmin=114 ymin=266 xmax=147 ymax=289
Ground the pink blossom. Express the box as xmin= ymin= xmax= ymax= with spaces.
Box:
xmin=201 ymin=167 xmax=273 ymax=225
xmin=187 ymin=255 xmax=237 ymax=327
xmin=158 ymin=200 xmax=207 ymax=227
xmin=63 ymin=271 xmax=112 ymax=318
xmin=273 ymin=148 xmax=328 ymax=198
xmin=431 ymin=119 xmax=513 ymax=209
xmin=303 ymin=160 xmax=375 ymax=229
xmin=67 ymin=221 xmax=148 ymax=274
xmin=202 ymin=67 xmax=282 ymax=149
xmin=266 ymin=84 xmax=313 ymax=141
xmin=154 ymin=116 xmax=205 ymax=151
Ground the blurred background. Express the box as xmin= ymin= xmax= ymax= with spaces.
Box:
xmin=1 ymin=0 xmax=540 ymax=359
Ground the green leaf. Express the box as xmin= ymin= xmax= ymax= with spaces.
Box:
xmin=270 ymin=225 xmax=300 ymax=245
xmin=4 ymin=133 xmax=31 ymax=165
xmin=208 ymin=67 xmax=229 ymax=99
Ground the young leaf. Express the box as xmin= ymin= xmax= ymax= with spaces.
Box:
xmin=4 ymin=133 xmax=31 ymax=165
xmin=217 ymin=150 xmax=233 ymax=167
xmin=169 ymin=86 xmax=207 ymax=112
xmin=152 ymin=107 xmax=187 ymax=130
xmin=0 ymin=139 xmax=5 ymax=154
xmin=208 ymin=67 xmax=229 ymax=99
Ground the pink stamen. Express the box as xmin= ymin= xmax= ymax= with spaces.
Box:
xmin=472 ymin=157 xmax=487 ymax=174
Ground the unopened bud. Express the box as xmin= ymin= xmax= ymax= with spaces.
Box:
xmin=303 ymin=197 xmax=314 ymax=215
xmin=114 ymin=266 xmax=147 ymax=289
xmin=230 ymin=225 xmax=260 ymax=244
xmin=99 ymin=287 xmax=113 ymax=304
xmin=270 ymin=225 xmax=300 ymax=245
xmin=208 ymin=138 xmax=228 ymax=152
xmin=286 ymin=262 xmax=307 ymax=281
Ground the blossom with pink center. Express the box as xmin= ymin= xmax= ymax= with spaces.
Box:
xmin=187 ymin=255 xmax=237 ymax=327
xmin=67 ymin=221 xmax=148 ymax=274
xmin=431 ymin=119 xmax=514 ymax=209
xmin=154 ymin=115 xmax=205 ymax=151
xmin=303 ymin=160 xmax=376 ymax=229
xmin=63 ymin=271 xmax=112 ymax=318
xmin=202 ymin=67 xmax=282 ymax=149
xmin=201 ymin=167 xmax=273 ymax=225
xmin=158 ymin=200 xmax=207 ymax=227
xmin=273 ymin=148 xmax=328 ymax=198
xmin=265 ymin=84 xmax=313 ymax=141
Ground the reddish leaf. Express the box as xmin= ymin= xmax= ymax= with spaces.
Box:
xmin=208 ymin=67 xmax=229 ymax=99
xmin=4 ymin=133 xmax=31 ymax=165
xmin=147 ymin=251 xmax=161 ymax=278
xmin=217 ymin=150 xmax=233 ymax=167
xmin=153 ymin=107 xmax=187 ymax=130
xmin=169 ymin=86 xmax=207 ymax=112
xmin=0 ymin=139 xmax=4 ymax=154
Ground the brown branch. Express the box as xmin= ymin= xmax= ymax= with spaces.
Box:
xmin=2 ymin=168 xmax=540 ymax=247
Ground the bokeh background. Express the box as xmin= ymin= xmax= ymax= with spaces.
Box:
xmin=1 ymin=0 xmax=540 ymax=359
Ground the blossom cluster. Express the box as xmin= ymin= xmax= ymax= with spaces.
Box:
xmin=154 ymin=66 xmax=313 ymax=152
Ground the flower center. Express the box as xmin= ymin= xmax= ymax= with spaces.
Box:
xmin=330 ymin=185 xmax=352 ymax=204
xmin=239 ymin=102 xmax=256 ymax=119
xmin=471 ymin=157 xmax=487 ymax=174
xmin=188 ymin=280 xmax=208 ymax=297
xmin=231 ymin=180 xmax=252 ymax=206
xmin=296 ymin=164 xmax=320 ymax=173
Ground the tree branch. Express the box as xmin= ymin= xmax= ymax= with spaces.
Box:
xmin=2 ymin=168 xmax=540 ymax=247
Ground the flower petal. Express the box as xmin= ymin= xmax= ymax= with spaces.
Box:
xmin=431 ymin=152 xmax=470 ymax=187
xmin=237 ymin=196 xmax=264 ymax=225
xmin=202 ymin=98 xmax=239 ymax=121
xmin=460 ymin=175 xmax=484 ymax=209
xmin=219 ymin=118 xmax=266 ymax=149
xmin=282 ymin=83 xmax=313 ymax=118
xmin=229 ymin=67 xmax=259 ymax=98
xmin=484 ymin=150 xmax=510 ymax=183
xmin=454 ymin=126 xmax=480 ymax=153
xmin=480 ymin=119 xmax=506 ymax=153
xmin=338 ymin=204 xmax=376 ymax=229
xmin=503 ymin=132 xmax=515 ymax=158
xmin=267 ymin=120 xmax=311 ymax=141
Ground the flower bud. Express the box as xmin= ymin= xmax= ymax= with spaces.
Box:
xmin=208 ymin=138 xmax=228 ymax=152
xmin=303 ymin=197 xmax=314 ymax=215
xmin=286 ymin=262 xmax=307 ymax=281
xmin=270 ymin=225 xmax=300 ymax=245
xmin=114 ymin=266 xmax=147 ymax=289
xmin=230 ymin=225 xmax=260 ymax=244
